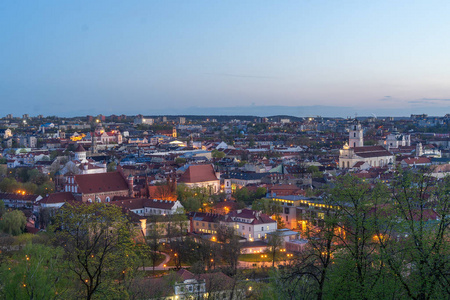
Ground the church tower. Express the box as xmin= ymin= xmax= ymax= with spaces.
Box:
xmin=74 ymin=144 xmax=87 ymax=163
xmin=349 ymin=121 xmax=364 ymax=148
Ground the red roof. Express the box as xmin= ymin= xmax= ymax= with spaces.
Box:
xmin=75 ymin=144 xmax=86 ymax=152
xmin=39 ymin=192 xmax=77 ymax=204
xmin=74 ymin=172 xmax=129 ymax=194
xmin=402 ymin=157 xmax=431 ymax=165
xmin=179 ymin=164 xmax=218 ymax=183
xmin=354 ymin=146 xmax=393 ymax=158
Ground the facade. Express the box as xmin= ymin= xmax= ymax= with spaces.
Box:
xmin=349 ymin=121 xmax=364 ymax=148
xmin=111 ymin=197 xmax=184 ymax=216
xmin=339 ymin=123 xmax=394 ymax=169
xmin=381 ymin=130 xmax=411 ymax=149
xmin=222 ymin=209 xmax=277 ymax=241
xmin=64 ymin=171 xmax=131 ymax=203
xmin=178 ymin=164 xmax=220 ymax=194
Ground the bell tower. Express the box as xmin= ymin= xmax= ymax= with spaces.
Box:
xmin=349 ymin=120 xmax=364 ymax=148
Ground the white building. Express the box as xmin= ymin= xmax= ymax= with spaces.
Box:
xmin=339 ymin=121 xmax=394 ymax=169
xmin=222 ymin=209 xmax=277 ymax=241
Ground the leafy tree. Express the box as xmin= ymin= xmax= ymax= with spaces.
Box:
xmin=0 ymin=210 xmax=26 ymax=236
xmin=174 ymin=157 xmax=186 ymax=166
xmin=217 ymin=225 xmax=241 ymax=274
xmin=267 ymin=230 xmax=283 ymax=267
xmin=0 ymin=243 xmax=69 ymax=299
xmin=107 ymin=161 xmax=117 ymax=172
xmin=211 ymin=149 xmax=226 ymax=160
xmin=377 ymin=169 xmax=450 ymax=299
xmin=51 ymin=203 xmax=138 ymax=299
xmin=326 ymin=175 xmax=385 ymax=299
xmin=0 ymin=200 xmax=5 ymax=218
xmin=146 ymin=219 xmax=165 ymax=272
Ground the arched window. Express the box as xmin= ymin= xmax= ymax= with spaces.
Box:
xmin=105 ymin=197 xmax=110 ymax=202
xmin=88 ymin=198 xmax=92 ymax=203
xmin=96 ymin=197 xmax=101 ymax=203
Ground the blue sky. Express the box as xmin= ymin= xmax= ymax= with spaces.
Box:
xmin=1 ymin=1 xmax=450 ymax=117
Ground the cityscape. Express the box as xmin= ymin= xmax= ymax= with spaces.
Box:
xmin=0 ymin=113 xmax=449 ymax=299
xmin=2 ymin=1 xmax=450 ymax=299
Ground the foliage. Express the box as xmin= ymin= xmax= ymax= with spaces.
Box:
xmin=233 ymin=187 xmax=266 ymax=206
xmin=211 ymin=149 xmax=226 ymax=159
xmin=0 ymin=200 xmax=5 ymax=218
xmin=51 ymin=203 xmax=139 ymax=299
xmin=176 ymin=184 xmax=210 ymax=212
xmin=0 ymin=210 xmax=27 ymax=236
xmin=0 ymin=243 xmax=69 ymax=299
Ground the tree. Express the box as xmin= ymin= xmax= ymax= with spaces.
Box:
xmin=211 ymin=150 xmax=226 ymax=160
xmin=326 ymin=174 xmax=387 ymax=299
xmin=267 ymin=231 xmax=283 ymax=267
xmin=52 ymin=203 xmax=138 ymax=299
xmin=107 ymin=161 xmax=117 ymax=172
xmin=217 ymin=225 xmax=241 ymax=275
xmin=0 ymin=210 xmax=26 ymax=236
xmin=377 ymin=169 xmax=450 ymax=299
xmin=0 ymin=200 xmax=5 ymax=218
xmin=146 ymin=218 xmax=165 ymax=272
xmin=0 ymin=243 xmax=69 ymax=299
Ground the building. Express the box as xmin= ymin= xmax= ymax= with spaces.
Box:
xmin=142 ymin=269 xmax=243 ymax=300
xmin=380 ymin=129 xmax=411 ymax=149
xmin=134 ymin=117 xmax=154 ymax=125
xmin=178 ymin=164 xmax=220 ymax=194
xmin=64 ymin=171 xmax=131 ymax=203
xmin=339 ymin=122 xmax=394 ymax=168
xmin=0 ymin=193 xmax=42 ymax=209
xmin=222 ymin=209 xmax=277 ymax=241
xmin=111 ymin=197 xmax=184 ymax=216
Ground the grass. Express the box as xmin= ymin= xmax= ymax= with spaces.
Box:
xmin=239 ymin=254 xmax=273 ymax=262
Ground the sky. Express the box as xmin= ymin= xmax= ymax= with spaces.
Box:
xmin=1 ymin=1 xmax=450 ymax=117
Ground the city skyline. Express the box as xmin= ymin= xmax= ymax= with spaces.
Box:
xmin=2 ymin=1 xmax=450 ymax=117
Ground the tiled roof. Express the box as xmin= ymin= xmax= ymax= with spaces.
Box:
xmin=111 ymin=197 xmax=177 ymax=210
xmin=0 ymin=193 xmax=40 ymax=201
xmin=74 ymin=172 xmax=129 ymax=194
xmin=179 ymin=164 xmax=218 ymax=183
xmin=225 ymin=209 xmax=276 ymax=225
xmin=39 ymin=192 xmax=77 ymax=204
xmin=75 ymin=144 xmax=86 ymax=152
xmin=402 ymin=157 xmax=431 ymax=165
xmin=353 ymin=146 xmax=393 ymax=158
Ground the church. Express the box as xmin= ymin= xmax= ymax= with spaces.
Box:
xmin=339 ymin=121 xmax=394 ymax=169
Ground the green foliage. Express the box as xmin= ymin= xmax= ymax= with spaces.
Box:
xmin=174 ymin=157 xmax=186 ymax=166
xmin=0 ymin=210 xmax=26 ymax=236
xmin=0 ymin=200 xmax=5 ymax=218
xmin=107 ymin=161 xmax=117 ymax=172
xmin=233 ymin=187 xmax=267 ymax=206
xmin=51 ymin=203 xmax=139 ymax=299
xmin=176 ymin=184 xmax=211 ymax=212
xmin=0 ymin=243 xmax=69 ymax=299
xmin=211 ymin=149 xmax=226 ymax=159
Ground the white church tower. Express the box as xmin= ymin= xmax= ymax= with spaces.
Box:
xmin=349 ymin=121 xmax=364 ymax=148
xmin=74 ymin=144 xmax=88 ymax=163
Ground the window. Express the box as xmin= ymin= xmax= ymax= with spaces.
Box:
xmin=87 ymin=198 xmax=92 ymax=203
xmin=236 ymin=225 xmax=239 ymax=229
xmin=258 ymin=234 xmax=261 ymax=239
xmin=267 ymin=226 xmax=269 ymax=230
xmin=261 ymin=227 xmax=264 ymax=231
xmin=286 ymin=216 xmax=289 ymax=222
xmin=249 ymin=227 xmax=251 ymax=231
xmin=242 ymin=226 xmax=245 ymax=230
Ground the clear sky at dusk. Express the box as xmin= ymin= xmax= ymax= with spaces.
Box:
xmin=1 ymin=1 xmax=450 ymax=117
